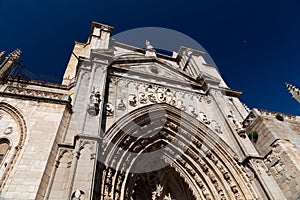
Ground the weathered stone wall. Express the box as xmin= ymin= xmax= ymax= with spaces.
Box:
xmin=247 ymin=114 xmax=300 ymax=199
xmin=0 ymin=97 xmax=69 ymax=200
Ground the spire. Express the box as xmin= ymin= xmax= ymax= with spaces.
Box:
xmin=286 ymin=82 xmax=300 ymax=103
xmin=0 ymin=51 xmax=5 ymax=60
xmin=8 ymin=48 xmax=21 ymax=62
xmin=0 ymin=49 xmax=22 ymax=82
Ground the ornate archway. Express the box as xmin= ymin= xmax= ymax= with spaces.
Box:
xmin=0 ymin=102 xmax=27 ymax=190
xmin=99 ymin=103 xmax=257 ymax=200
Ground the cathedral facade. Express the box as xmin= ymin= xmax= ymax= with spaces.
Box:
xmin=0 ymin=22 xmax=299 ymax=199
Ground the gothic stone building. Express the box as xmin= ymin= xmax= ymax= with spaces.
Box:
xmin=0 ymin=22 xmax=299 ymax=200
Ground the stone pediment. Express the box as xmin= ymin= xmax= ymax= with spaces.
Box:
xmin=111 ymin=61 xmax=203 ymax=87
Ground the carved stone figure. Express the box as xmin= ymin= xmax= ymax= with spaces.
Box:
xmin=146 ymin=40 xmax=154 ymax=50
xmin=148 ymin=93 xmax=157 ymax=103
xmin=88 ymin=89 xmax=101 ymax=115
xmin=177 ymin=100 xmax=186 ymax=111
xmin=145 ymin=40 xmax=156 ymax=57
xmin=117 ymin=98 xmax=126 ymax=110
xmin=4 ymin=127 xmax=13 ymax=135
xmin=128 ymin=94 xmax=137 ymax=107
xmin=152 ymin=184 xmax=163 ymax=200
xmin=156 ymin=88 xmax=166 ymax=102
xmin=211 ymin=120 xmax=222 ymax=134
xmin=228 ymin=110 xmax=245 ymax=137
xmin=198 ymin=111 xmax=210 ymax=124
xmin=166 ymin=92 xmax=176 ymax=106
xmin=188 ymin=105 xmax=198 ymax=117
xmin=106 ymin=103 xmax=114 ymax=116
xmin=138 ymin=92 xmax=147 ymax=104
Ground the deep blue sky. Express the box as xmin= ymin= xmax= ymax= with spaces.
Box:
xmin=1 ymin=0 xmax=300 ymax=115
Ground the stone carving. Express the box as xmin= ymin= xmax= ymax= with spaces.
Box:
xmin=88 ymin=90 xmax=101 ymax=115
xmin=72 ymin=189 xmax=84 ymax=200
xmin=264 ymin=141 xmax=287 ymax=177
xmin=147 ymin=86 xmax=157 ymax=103
xmin=188 ymin=105 xmax=198 ymax=117
xmin=177 ymin=100 xmax=186 ymax=111
xmin=0 ymin=112 xmax=3 ymax=120
xmin=228 ymin=111 xmax=246 ymax=138
xmin=152 ymin=184 xmax=163 ymax=200
xmin=148 ymin=93 xmax=157 ymax=103
xmin=145 ymin=40 xmax=156 ymax=57
xmin=4 ymin=86 xmax=65 ymax=101
xmin=146 ymin=40 xmax=154 ymax=51
xmin=157 ymin=88 xmax=166 ymax=102
xmin=128 ymin=94 xmax=137 ymax=107
xmin=4 ymin=127 xmax=13 ymax=135
xmin=163 ymin=193 xmax=172 ymax=200
xmin=211 ymin=120 xmax=222 ymax=134
xmin=106 ymin=103 xmax=114 ymax=116
xmin=138 ymin=92 xmax=147 ymax=104
xmin=166 ymin=92 xmax=176 ymax=106
xmin=0 ymin=51 xmax=5 ymax=60
xmin=117 ymin=98 xmax=126 ymax=110
xmin=198 ymin=111 xmax=210 ymax=124
xmin=166 ymin=121 xmax=178 ymax=132
xmin=201 ymin=95 xmax=211 ymax=104
xmin=8 ymin=48 xmax=21 ymax=61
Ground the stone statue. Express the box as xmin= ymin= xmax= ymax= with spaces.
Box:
xmin=145 ymin=40 xmax=156 ymax=57
xmin=117 ymin=98 xmax=126 ymax=110
xmin=0 ymin=51 xmax=5 ymax=60
xmin=146 ymin=40 xmax=154 ymax=50
xmin=106 ymin=103 xmax=114 ymax=116
xmin=228 ymin=110 xmax=245 ymax=137
xmin=88 ymin=89 xmax=101 ymax=115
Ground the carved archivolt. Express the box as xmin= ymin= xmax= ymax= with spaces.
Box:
xmin=0 ymin=102 xmax=27 ymax=190
xmin=100 ymin=104 xmax=258 ymax=200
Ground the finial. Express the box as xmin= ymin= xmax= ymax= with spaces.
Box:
xmin=145 ymin=40 xmax=156 ymax=57
xmin=0 ymin=51 xmax=5 ymax=60
xmin=8 ymin=48 xmax=21 ymax=62
xmin=286 ymin=82 xmax=300 ymax=103
xmin=146 ymin=40 xmax=154 ymax=50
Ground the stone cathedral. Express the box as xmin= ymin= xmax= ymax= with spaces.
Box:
xmin=0 ymin=22 xmax=299 ymax=200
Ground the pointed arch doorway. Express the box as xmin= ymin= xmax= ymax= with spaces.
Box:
xmin=99 ymin=103 xmax=257 ymax=200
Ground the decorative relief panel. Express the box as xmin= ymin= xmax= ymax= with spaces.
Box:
xmin=4 ymin=86 xmax=67 ymax=101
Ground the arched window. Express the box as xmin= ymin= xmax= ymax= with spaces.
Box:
xmin=0 ymin=138 xmax=10 ymax=164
